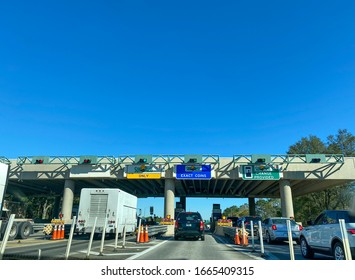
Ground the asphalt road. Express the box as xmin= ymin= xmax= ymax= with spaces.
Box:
xmin=1 ymin=231 xmax=334 ymax=260
xmin=132 ymin=233 xmax=260 ymax=260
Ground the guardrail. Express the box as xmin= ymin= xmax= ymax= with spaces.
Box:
xmin=33 ymin=223 xmax=47 ymax=232
xmin=223 ymin=226 xmax=237 ymax=239
xmin=148 ymin=225 xmax=168 ymax=237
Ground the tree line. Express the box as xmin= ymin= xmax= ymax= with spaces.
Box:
xmin=222 ymin=129 xmax=355 ymax=225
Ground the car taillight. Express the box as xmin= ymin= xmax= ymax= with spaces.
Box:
xmin=347 ymin=229 xmax=355 ymax=234
xmin=175 ymin=220 xmax=179 ymax=229
xmin=299 ymin=225 xmax=303 ymax=231
xmin=271 ymin=224 xmax=277 ymax=230
xmin=200 ymin=221 xmax=204 ymax=231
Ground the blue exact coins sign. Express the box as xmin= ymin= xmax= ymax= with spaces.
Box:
xmin=176 ymin=164 xmax=212 ymax=180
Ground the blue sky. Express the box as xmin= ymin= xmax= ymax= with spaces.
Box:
xmin=1 ymin=1 xmax=355 ymax=220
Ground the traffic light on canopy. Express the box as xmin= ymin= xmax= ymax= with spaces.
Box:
xmin=252 ymin=154 xmax=271 ymax=164
xmin=306 ymin=154 xmax=326 ymax=163
xmin=79 ymin=156 xmax=98 ymax=165
xmin=184 ymin=154 xmax=202 ymax=164
xmin=135 ymin=155 xmax=152 ymax=164
xmin=32 ymin=156 xmax=49 ymax=164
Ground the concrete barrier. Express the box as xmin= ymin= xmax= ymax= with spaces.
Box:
xmin=214 ymin=225 xmax=226 ymax=236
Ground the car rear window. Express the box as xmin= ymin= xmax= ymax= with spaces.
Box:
xmin=245 ymin=216 xmax=261 ymax=222
xmin=272 ymin=219 xmax=287 ymax=224
xmin=272 ymin=219 xmax=298 ymax=226
xmin=177 ymin=213 xmax=201 ymax=221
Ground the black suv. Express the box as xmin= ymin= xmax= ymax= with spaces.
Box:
xmin=174 ymin=212 xmax=205 ymax=241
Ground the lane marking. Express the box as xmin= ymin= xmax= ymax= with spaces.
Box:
xmin=213 ymin=235 xmax=265 ymax=260
xmin=76 ymin=250 xmax=135 ymax=256
xmin=127 ymin=240 xmax=169 ymax=260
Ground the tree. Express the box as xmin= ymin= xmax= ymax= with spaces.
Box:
xmin=288 ymin=129 xmax=355 ymax=223
xmin=41 ymin=199 xmax=52 ymax=219
xmin=255 ymin=198 xmax=281 ymax=219
xmin=223 ymin=205 xmax=239 ymax=217
xmin=222 ymin=203 xmax=249 ymax=217
xmin=327 ymin=129 xmax=355 ymax=156
xmin=288 ymin=135 xmax=327 ymax=154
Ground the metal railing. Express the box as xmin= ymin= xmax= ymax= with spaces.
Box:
xmin=233 ymin=154 xmax=345 ymax=164
xmin=0 ymin=154 xmax=347 ymax=166
xmin=16 ymin=156 xmax=117 ymax=166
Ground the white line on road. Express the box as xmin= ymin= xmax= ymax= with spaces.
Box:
xmin=76 ymin=251 xmax=136 ymax=256
xmin=126 ymin=240 xmax=169 ymax=260
xmin=213 ymin=235 xmax=265 ymax=260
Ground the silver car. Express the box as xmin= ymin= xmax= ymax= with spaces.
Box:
xmin=262 ymin=217 xmax=302 ymax=244
xmin=299 ymin=210 xmax=355 ymax=260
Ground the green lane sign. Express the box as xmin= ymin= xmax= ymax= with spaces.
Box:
xmin=241 ymin=165 xmax=282 ymax=180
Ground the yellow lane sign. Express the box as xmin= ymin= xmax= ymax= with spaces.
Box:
xmin=127 ymin=173 xmax=161 ymax=179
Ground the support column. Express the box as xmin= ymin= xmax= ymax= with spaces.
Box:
xmin=279 ymin=180 xmax=294 ymax=218
xmin=164 ymin=178 xmax=175 ymax=236
xmin=248 ymin=197 xmax=256 ymax=216
xmin=164 ymin=178 xmax=175 ymax=219
xmin=62 ymin=179 xmax=75 ymax=224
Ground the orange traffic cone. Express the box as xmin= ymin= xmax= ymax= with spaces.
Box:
xmin=57 ymin=223 xmax=62 ymax=239
xmin=241 ymin=232 xmax=249 ymax=246
xmin=144 ymin=225 xmax=149 ymax=243
xmin=60 ymin=223 xmax=65 ymax=239
xmin=139 ymin=225 xmax=145 ymax=243
xmin=52 ymin=224 xmax=58 ymax=240
xmin=234 ymin=228 xmax=240 ymax=245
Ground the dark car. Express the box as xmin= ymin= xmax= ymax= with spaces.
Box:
xmin=237 ymin=216 xmax=262 ymax=234
xmin=174 ymin=211 xmax=205 ymax=241
xmin=227 ymin=216 xmax=239 ymax=227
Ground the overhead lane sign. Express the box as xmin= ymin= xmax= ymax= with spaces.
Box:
xmin=126 ymin=164 xmax=163 ymax=179
xmin=241 ymin=165 xmax=282 ymax=180
xmin=176 ymin=164 xmax=212 ymax=180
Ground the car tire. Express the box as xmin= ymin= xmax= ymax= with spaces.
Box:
xmin=174 ymin=235 xmax=178 ymax=240
xmin=7 ymin=222 xmax=19 ymax=241
xmin=300 ymin=237 xmax=314 ymax=259
xmin=201 ymin=235 xmax=205 ymax=241
xmin=266 ymin=232 xmax=273 ymax=244
xmin=333 ymin=241 xmax=345 ymax=260
xmin=18 ymin=221 xmax=33 ymax=239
